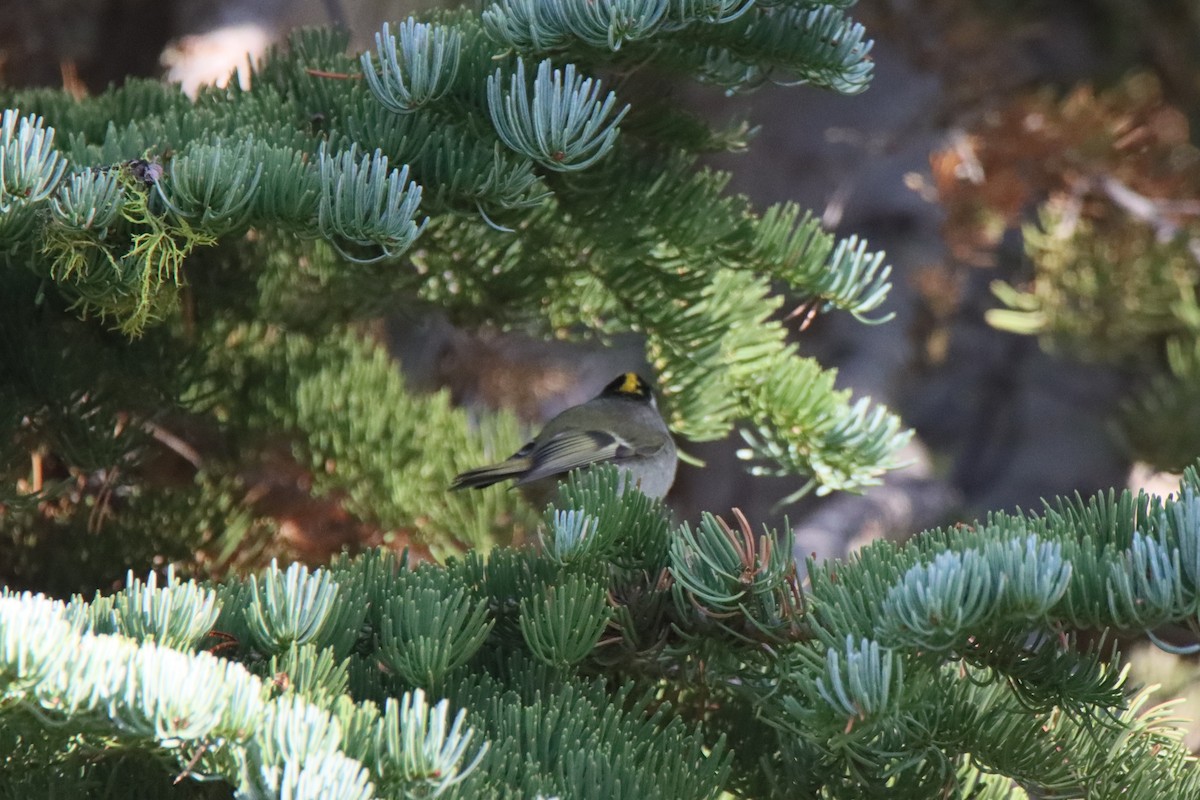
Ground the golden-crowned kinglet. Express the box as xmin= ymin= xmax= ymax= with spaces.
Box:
xmin=451 ymin=372 xmax=677 ymax=504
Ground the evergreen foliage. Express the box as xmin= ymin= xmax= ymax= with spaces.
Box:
xmin=3 ymin=0 xmax=904 ymax=588
xmin=5 ymin=466 xmax=1200 ymax=796
xmin=9 ymin=1 xmax=1196 ymax=797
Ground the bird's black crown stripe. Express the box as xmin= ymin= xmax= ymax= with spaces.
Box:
xmin=602 ymin=372 xmax=652 ymax=399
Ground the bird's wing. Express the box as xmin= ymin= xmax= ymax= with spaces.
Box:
xmin=515 ymin=430 xmax=661 ymax=486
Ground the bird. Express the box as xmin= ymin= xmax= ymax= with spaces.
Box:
xmin=450 ymin=372 xmax=677 ymax=505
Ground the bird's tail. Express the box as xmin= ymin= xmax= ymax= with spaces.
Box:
xmin=449 ymin=457 xmax=532 ymax=490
